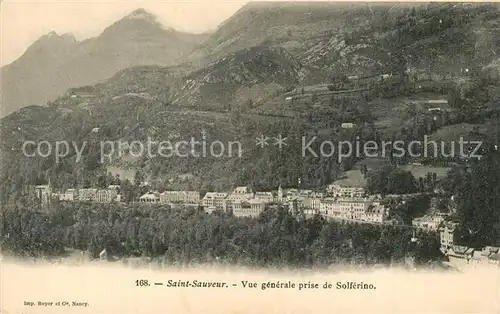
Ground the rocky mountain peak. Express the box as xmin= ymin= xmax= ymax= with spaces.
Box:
xmin=19 ymin=31 xmax=77 ymax=58
xmin=124 ymin=8 xmax=158 ymax=22
xmin=99 ymin=8 xmax=166 ymax=38
xmin=38 ymin=31 xmax=75 ymax=42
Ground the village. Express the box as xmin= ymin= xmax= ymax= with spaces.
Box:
xmin=31 ymin=174 xmax=499 ymax=270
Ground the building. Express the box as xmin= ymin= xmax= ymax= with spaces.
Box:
xmin=427 ymin=99 xmax=448 ymax=105
xmin=139 ymin=192 xmax=160 ymax=204
xmin=445 ymin=245 xmax=500 ymax=269
xmin=446 ymin=245 xmax=475 ymax=264
xmin=303 ymin=208 xmax=320 ymax=217
xmin=319 ymin=198 xmax=336 ymax=215
xmin=78 ymin=188 xmax=98 ymax=201
xmin=285 ymin=189 xmax=300 ymax=201
xmin=225 ymin=187 xmax=254 ymax=211
xmin=59 ymin=189 xmax=77 ymax=201
xmin=412 ymin=213 xmax=449 ymax=231
xmin=254 ymin=192 xmax=274 ymax=203
xmin=480 ymin=246 xmax=500 ymax=265
xmin=233 ymin=186 xmax=254 ymax=195
xmin=362 ymin=203 xmax=388 ymax=223
xmin=160 ymin=191 xmax=200 ymax=204
xmin=299 ymin=190 xmax=312 ymax=197
xmin=232 ymin=200 xmax=251 ymax=217
xmin=301 ymin=197 xmax=322 ymax=211
xmin=58 ymin=186 xmax=120 ymax=203
xmin=34 ymin=184 xmax=52 ymax=207
xmin=341 ymin=123 xmax=356 ymax=129
xmin=320 ymin=197 xmax=389 ymax=223
xmin=310 ymin=192 xmax=324 ymax=199
xmin=95 ymin=188 xmax=119 ymax=203
xmin=331 ymin=198 xmax=373 ymax=220
xmin=232 ymin=199 xmax=267 ymax=217
xmin=277 ymin=185 xmax=284 ymax=202
xmin=439 ymin=222 xmax=459 ymax=253
xmin=99 ymin=248 xmax=108 ymax=261
xmin=326 ymin=184 xmax=365 ymax=198
xmin=202 ymin=192 xmax=227 ymax=212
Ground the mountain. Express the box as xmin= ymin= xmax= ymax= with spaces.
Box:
xmin=173 ymin=46 xmax=317 ymax=111
xmin=187 ymin=2 xmax=382 ymax=67
xmin=2 ymin=3 xmax=500 ymax=203
xmin=0 ymin=9 xmax=209 ymax=117
xmin=190 ymin=2 xmax=500 ymax=77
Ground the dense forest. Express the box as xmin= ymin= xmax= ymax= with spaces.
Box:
xmin=441 ymin=153 xmax=500 ymax=248
xmin=0 ymin=202 xmax=441 ymax=268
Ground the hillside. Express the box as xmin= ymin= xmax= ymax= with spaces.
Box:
xmin=0 ymin=9 xmax=208 ymax=117
xmin=2 ymin=3 xmax=500 ymax=203
xmin=174 ymin=46 xmax=319 ymax=111
xmin=188 ymin=2 xmax=375 ymax=65
xmin=189 ymin=2 xmax=500 ymax=78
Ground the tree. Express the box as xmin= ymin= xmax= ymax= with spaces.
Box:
xmin=454 ymin=153 xmax=500 ymax=247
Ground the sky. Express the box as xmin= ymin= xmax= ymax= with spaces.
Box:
xmin=0 ymin=0 xmax=249 ymax=66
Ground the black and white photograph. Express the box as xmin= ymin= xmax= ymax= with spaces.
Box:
xmin=1 ymin=1 xmax=499 ymax=313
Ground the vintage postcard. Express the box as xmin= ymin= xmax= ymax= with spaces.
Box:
xmin=1 ymin=0 xmax=499 ymax=313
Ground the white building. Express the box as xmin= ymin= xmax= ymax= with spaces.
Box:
xmin=439 ymin=221 xmax=459 ymax=253
xmin=302 ymin=197 xmax=322 ymax=211
xmin=139 ymin=192 xmax=160 ymax=204
xmin=412 ymin=213 xmax=449 ymax=231
xmin=310 ymin=192 xmax=324 ymax=199
xmin=59 ymin=189 xmax=77 ymax=201
xmin=362 ymin=203 xmax=388 ymax=223
xmin=202 ymin=192 xmax=228 ymax=212
xmin=331 ymin=197 xmax=372 ymax=220
xmin=327 ymin=184 xmax=365 ymax=198
xmin=303 ymin=208 xmax=320 ymax=216
xmin=233 ymin=186 xmax=253 ymax=195
xmin=160 ymin=191 xmax=200 ymax=204
xmin=254 ymin=192 xmax=274 ymax=203
xmin=58 ymin=186 xmax=120 ymax=203
xmin=427 ymin=99 xmax=448 ymax=105
xmin=285 ymin=188 xmax=300 ymax=201
xmin=78 ymin=188 xmax=98 ymax=201
xmin=320 ymin=197 xmax=388 ymax=223
xmin=320 ymin=198 xmax=336 ymax=215
xmin=341 ymin=123 xmax=356 ymax=129
xmin=479 ymin=246 xmax=500 ymax=265
xmin=277 ymin=185 xmax=284 ymax=202
xmin=34 ymin=184 xmax=52 ymax=207
xmin=428 ymin=107 xmax=442 ymax=113
xmin=225 ymin=187 xmax=254 ymax=211
xmin=232 ymin=198 xmax=267 ymax=217
xmin=95 ymin=188 xmax=119 ymax=203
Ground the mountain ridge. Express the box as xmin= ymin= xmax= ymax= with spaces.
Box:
xmin=2 ymin=3 xmax=500 ymax=200
xmin=0 ymin=8 xmax=209 ymax=117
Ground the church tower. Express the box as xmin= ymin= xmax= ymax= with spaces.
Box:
xmin=277 ymin=184 xmax=283 ymax=202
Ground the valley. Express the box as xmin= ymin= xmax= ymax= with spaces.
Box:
xmin=1 ymin=2 xmax=500 ymax=270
